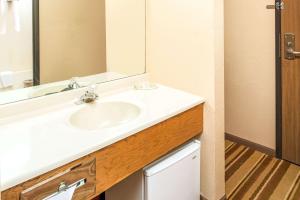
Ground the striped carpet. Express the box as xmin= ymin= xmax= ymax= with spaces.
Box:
xmin=225 ymin=140 xmax=300 ymax=200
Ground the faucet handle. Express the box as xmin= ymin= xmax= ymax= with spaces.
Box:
xmin=75 ymin=84 xmax=99 ymax=105
xmin=84 ymin=84 xmax=99 ymax=100
xmin=87 ymin=84 xmax=97 ymax=93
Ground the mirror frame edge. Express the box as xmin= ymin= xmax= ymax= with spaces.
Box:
xmin=33 ymin=0 xmax=40 ymax=86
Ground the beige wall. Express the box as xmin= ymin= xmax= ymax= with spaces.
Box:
xmin=40 ymin=0 xmax=107 ymax=84
xmin=147 ymin=0 xmax=225 ymax=199
xmin=225 ymin=0 xmax=276 ymax=149
xmin=105 ymin=0 xmax=146 ymax=76
xmin=40 ymin=0 xmax=146 ymax=84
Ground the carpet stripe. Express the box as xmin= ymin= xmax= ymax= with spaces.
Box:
xmin=248 ymin=159 xmax=282 ymax=199
xmin=225 ymin=142 xmax=236 ymax=153
xmin=270 ymin=164 xmax=300 ymax=199
xmin=286 ymin=171 xmax=300 ymax=200
xmin=225 ymin=140 xmax=300 ymax=200
xmin=226 ymin=146 xmax=248 ymax=168
xmin=291 ymin=177 xmax=300 ymax=200
xmin=226 ymin=151 xmax=264 ymax=197
xmin=226 ymin=143 xmax=240 ymax=158
xmin=226 ymin=148 xmax=255 ymax=181
xmin=229 ymin=155 xmax=272 ymax=200
xmin=226 ymin=140 xmax=234 ymax=151
xmin=255 ymin=161 xmax=290 ymax=200
xmin=239 ymin=158 xmax=280 ymax=200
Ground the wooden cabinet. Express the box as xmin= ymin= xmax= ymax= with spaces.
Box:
xmin=21 ymin=159 xmax=96 ymax=200
xmin=2 ymin=156 xmax=97 ymax=200
xmin=2 ymin=104 xmax=203 ymax=200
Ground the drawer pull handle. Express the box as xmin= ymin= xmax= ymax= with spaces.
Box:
xmin=43 ymin=178 xmax=86 ymax=200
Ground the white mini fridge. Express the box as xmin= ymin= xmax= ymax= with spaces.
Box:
xmin=106 ymin=140 xmax=201 ymax=200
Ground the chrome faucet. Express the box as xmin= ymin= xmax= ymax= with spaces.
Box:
xmin=76 ymin=84 xmax=99 ymax=104
xmin=68 ymin=77 xmax=81 ymax=89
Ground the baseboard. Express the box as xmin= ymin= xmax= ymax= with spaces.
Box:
xmin=225 ymin=133 xmax=275 ymax=156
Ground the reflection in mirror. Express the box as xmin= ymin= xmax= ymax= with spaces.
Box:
xmin=0 ymin=0 xmax=146 ymax=105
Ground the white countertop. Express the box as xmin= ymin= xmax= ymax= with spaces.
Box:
xmin=0 ymin=85 xmax=204 ymax=190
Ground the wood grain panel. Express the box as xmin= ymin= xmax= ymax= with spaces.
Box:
xmin=2 ymin=104 xmax=203 ymax=199
xmin=94 ymin=104 xmax=203 ymax=194
xmin=2 ymin=156 xmax=96 ymax=200
xmin=281 ymin=0 xmax=300 ymax=164
xmin=20 ymin=159 xmax=96 ymax=200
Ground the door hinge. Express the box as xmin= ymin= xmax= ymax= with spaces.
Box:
xmin=266 ymin=1 xmax=284 ymax=10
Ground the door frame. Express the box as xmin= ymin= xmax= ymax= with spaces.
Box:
xmin=275 ymin=0 xmax=282 ymax=158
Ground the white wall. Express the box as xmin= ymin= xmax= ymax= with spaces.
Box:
xmin=0 ymin=0 xmax=32 ymax=72
xmin=147 ymin=0 xmax=225 ymax=199
xmin=225 ymin=0 xmax=276 ymax=149
xmin=106 ymin=0 xmax=146 ymax=76
xmin=0 ymin=0 xmax=33 ymax=89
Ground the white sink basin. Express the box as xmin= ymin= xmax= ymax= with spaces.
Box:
xmin=69 ymin=101 xmax=141 ymax=130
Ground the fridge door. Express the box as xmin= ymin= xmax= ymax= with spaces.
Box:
xmin=144 ymin=141 xmax=200 ymax=200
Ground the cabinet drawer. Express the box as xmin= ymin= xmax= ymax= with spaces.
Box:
xmin=20 ymin=158 xmax=96 ymax=200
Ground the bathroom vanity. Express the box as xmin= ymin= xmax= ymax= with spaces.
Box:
xmin=0 ymin=1 xmax=205 ymax=198
xmin=0 ymin=82 xmax=204 ymax=200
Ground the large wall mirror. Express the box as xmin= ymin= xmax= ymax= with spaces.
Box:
xmin=0 ymin=0 xmax=146 ymax=105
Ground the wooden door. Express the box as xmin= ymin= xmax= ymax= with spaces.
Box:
xmin=281 ymin=0 xmax=300 ymax=164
